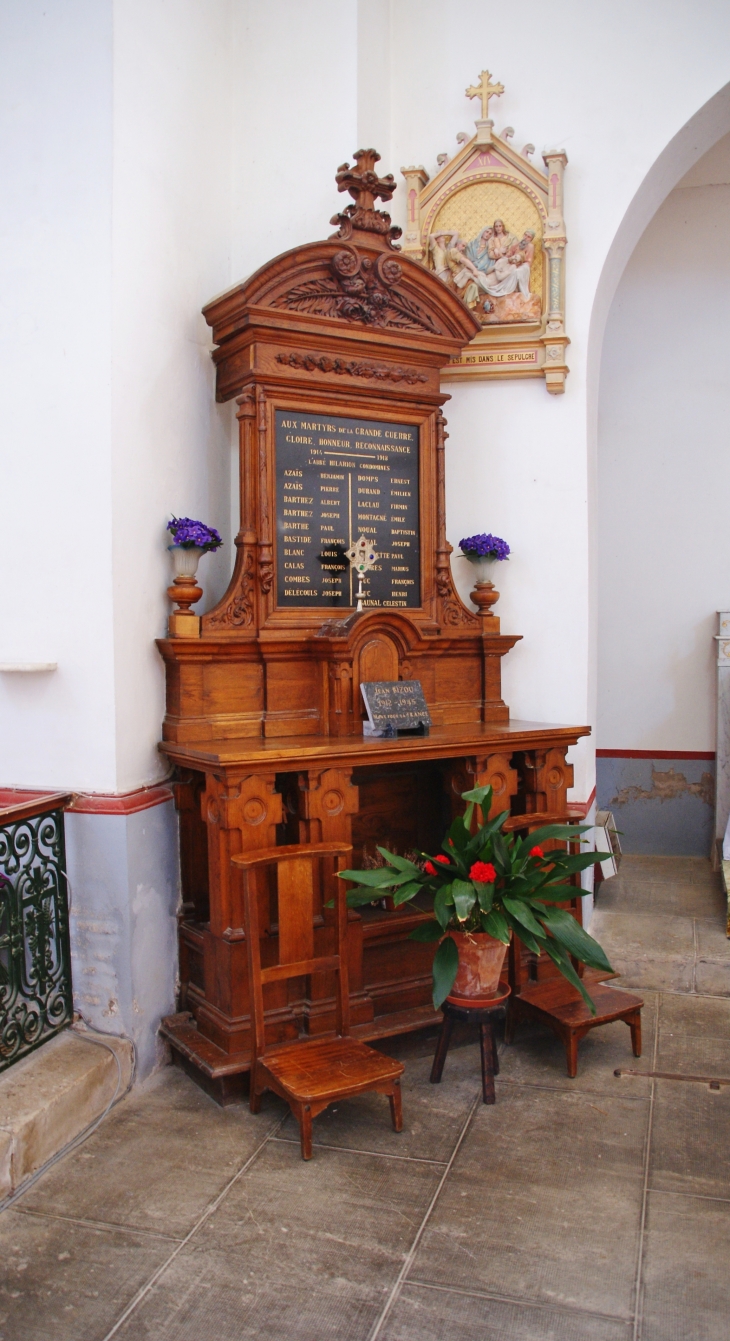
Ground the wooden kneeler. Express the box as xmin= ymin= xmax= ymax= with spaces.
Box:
xmin=232 ymin=842 xmax=404 ymax=1159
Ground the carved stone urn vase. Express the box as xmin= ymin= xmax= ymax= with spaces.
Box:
xmin=446 ymin=930 xmax=510 ymax=1005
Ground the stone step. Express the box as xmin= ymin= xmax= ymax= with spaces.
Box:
xmin=0 ymin=1026 xmax=134 ymax=1199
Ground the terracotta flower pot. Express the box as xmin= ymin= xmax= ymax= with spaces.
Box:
xmin=447 ymin=931 xmax=509 ymax=1005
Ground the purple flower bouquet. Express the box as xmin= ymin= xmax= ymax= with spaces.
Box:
xmin=458 ymin=533 xmax=510 ymax=561
xmin=167 ymin=517 xmax=223 ymax=552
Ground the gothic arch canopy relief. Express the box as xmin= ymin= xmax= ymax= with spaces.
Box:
xmin=402 ymin=70 xmax=570 ymax=393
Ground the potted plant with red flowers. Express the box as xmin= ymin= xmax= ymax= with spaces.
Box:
xmin=337 ymin=783 xmax=612 ymax=1012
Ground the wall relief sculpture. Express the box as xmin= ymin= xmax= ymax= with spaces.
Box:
xmin=402 ymin=69 xmax=569 ymax=393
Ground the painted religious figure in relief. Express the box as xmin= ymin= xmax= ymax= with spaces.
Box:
xmin=427 ymin=216 xmax=541 ymax=325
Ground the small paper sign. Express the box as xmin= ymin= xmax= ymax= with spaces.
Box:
xmin=361 ymin=680 xmax=431 ymax=736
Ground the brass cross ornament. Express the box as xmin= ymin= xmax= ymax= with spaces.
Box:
xmin=465 ymin=70 xmax=504 ymax=121
xmin=346 ymin=536 xmax=378 ymax=612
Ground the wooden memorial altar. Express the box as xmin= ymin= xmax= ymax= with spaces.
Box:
xmin=158 ymin=151 xmax=590 ymax=1102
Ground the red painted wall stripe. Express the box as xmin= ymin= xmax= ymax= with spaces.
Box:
xmin=596 ymin=749 xmax=715 ymax=760
xmin=568 ymin=785 xmax=597 ymax=819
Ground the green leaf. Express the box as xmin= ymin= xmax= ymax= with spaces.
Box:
xmin=481 ymin=908 xmax=511 ymax=944
xmin=501 ymin=912 xmax=544 ymax=956
xmin=378 ymin=847 xmax=420 ymax=873
xmin=409 ymin=920 xmax=443 ymax=942
xmin=337 ymin=867 xmax=402 ymax=888
xmin=434 ymin=883 xmax=454 ymax=929
xmin=452 ymin=879 xmax=476 ymax=923
xmin=542 ymin=939 xmax=597 ymax=1015
xmin=542 ymin=852 xmax=612 ymax=877
xmin=446 ymin=816 xmax=470 ymax=851
xmin=391 ymin=880 xmax=423 ymax=906
xmin=514 ymin=823 xmax=592 ymax=858
xmin=502 ymin=896 xmax=545 ymax=939
xmin=491 ymin=831 xmax=512 ymax=877
xmin=474 ymin=880 xmax=494 ymax=913
xmin=432 ymin=935 xmax=459 ymax=1008
xmin=460 ymin=784 xmax=494 ymax=807
xmin=526 ymin=886 xmax=577 ymax=903
xmin=345 ymin=888 xmax=386 ymax=907
xmin=538 ymin=907 xmax=613 ymax=973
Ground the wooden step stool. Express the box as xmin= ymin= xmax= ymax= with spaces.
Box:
xmin=505 ymin=976 xmax=643 ymax=1078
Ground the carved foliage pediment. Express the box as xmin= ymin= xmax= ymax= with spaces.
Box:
xmin=272 ymin=246 xmax=438 ymax=335
xmin=203 ymin=242 xmax=480 ymax=354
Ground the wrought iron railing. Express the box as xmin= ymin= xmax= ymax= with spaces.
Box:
xmin=0 ymin=798 xmax=73 ymax=1071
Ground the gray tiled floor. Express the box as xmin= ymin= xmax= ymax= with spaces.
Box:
xmin=1 ymin=856 xmax=729 ymax=1340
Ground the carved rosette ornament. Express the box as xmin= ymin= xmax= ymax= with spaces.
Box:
xmin=275 ymin=246 xmax=438 ymax=334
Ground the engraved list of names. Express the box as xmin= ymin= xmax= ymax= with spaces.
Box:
xmin=275 ymin=410 xmax=420 ymax=609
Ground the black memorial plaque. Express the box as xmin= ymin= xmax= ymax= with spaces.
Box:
xmin=275 ymin=410 xmax=420 ymax=608
xmin=361 ymin=680 xmax=432 ymax=734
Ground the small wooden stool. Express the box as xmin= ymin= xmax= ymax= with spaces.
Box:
xmin=429 ymin=986 xmax=511 ymax=1104
xmin=505 ymin=976 xmax=643 ymax=1078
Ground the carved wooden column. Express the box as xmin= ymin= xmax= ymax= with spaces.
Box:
xmin=443 ymin=752 xmax=519 ymax=823
xmin=203 ymin=389 xmax=258 ymax=634
xmin=256 ymin=386 xmax=274 ymax=608
xmin=295 ymin=765 xmax=367 ymax=1016
xmin=172 ymin=770 xmax=208 ymax=923
xmin=520 ymin=746 xmax=573 ymax=814
xmin=327 ymin=660 xmax=356 ymax=737
xmin=197 ymin=770 xmax=282 ymax=1049
xmin=434 ymin=410 xmax=452 ymax=614
xmin=296 ymin=766 xmax=359 ymax=844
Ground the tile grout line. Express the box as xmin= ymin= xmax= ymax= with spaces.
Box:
xmin=407 ymin=1278 xmax=632 ymax=1325
xmin=496 ymin=1076 xmax=649 ymax=1102
xmin=632 ymin=990 xmax=660 ymax=1341
xmin=649 ymin=1188 xmax=730 ymax=1205
xmin=271 ymin=1135 xmax=449 ymax=1167
xmin=367 ymin=1091 xmax=482 ymax=1341
xmin=11 ymin=1205 xmax=184 ymax=1242
xmin=97 ymin=1112 xmax=288 ymax=1341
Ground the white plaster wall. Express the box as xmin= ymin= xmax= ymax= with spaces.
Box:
xmin=111 ymin=0 xmax=235 ymax=790
xmin=597 ymin=133 xmax=730 ymax=751
xmin=230 ymin=0 xmax=358 ymax=280
xmin=2 ymin=0 xmax=730 ymax=800
xmin=224 ymin=0 xmax=360 ymax=616
xmin=380 ymin=0 xmax=730 ymax=799
xmin=0 ymin=1 xmax=117 ymax=790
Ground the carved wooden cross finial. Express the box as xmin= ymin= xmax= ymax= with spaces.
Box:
xmin=335 ymin=149 xmax=396 ymax=211
xmin=331 ymin=149 xmax=401 ymax=248
xmin=465 ymin=70 xmax=504 ymax=121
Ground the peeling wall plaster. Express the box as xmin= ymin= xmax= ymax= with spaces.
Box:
xmin=612 ymin=767 xmax=714 ymax=809
xmin=597 ymin=757 xmax=715 ymax=857
xmin=65 ymin=802 xmax=180 ymax=1081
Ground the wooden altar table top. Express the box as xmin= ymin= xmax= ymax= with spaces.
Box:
xmin=160 ymin=719 xmax=591 ymax=772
